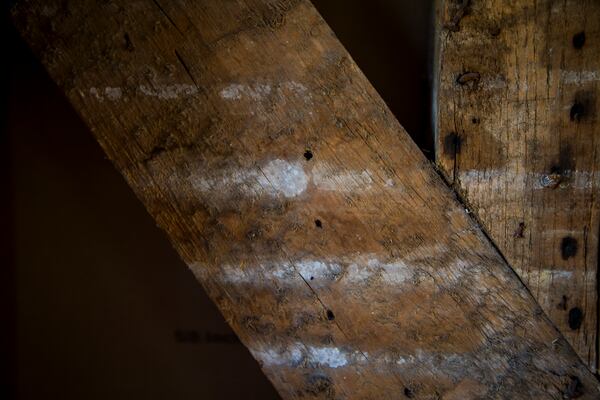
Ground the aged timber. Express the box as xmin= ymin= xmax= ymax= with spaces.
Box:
xmin=435 ymin=0 xmax=600 ymax=370
xmin=13 ymin=0 xmax=600 ymax=398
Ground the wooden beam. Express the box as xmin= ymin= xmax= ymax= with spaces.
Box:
xmin=434 ymin=0 xmax=600 ymax=370
xmin=13 ymin=0 xmax=600 ymax=398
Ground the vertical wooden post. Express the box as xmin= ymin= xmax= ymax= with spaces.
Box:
xmin=435 ymin=0 xmax=600 ymax=370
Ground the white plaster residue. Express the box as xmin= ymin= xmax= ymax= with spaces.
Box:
xmin=378 ymin=259 xmax=413 ymax=284
xmin=458 ymin=169 xmax=600 ymax=191
xmin=220 ymin=83 xmax=272 ymax=101
xmin=258 ymin=159 xmax=308 ymax=197
xmin=344 ymin=262 xmax=374 ymax=284
xmin=190 ymin=159 xmax=307 ymax=199
xmin=220 ymin=84 xmax=244 ymax=100
xmin=481 ymin=75 xmax=508 ymax=91
xmin=307 ymin=346 xmax=348 ymax=368
xmin=89 ymin=87 xmax=122 ymax=101
xmin=204 ymin=255 xmax=426 ymax=289
xmin=220 ymin=81 xmax=311 ymax=103
xmin=104 ymin=87 xmax=123 ymax=100
xmin=139 ymin=83 xmax=198 ymax=99
xmin=296 ymin=260 xmax=342 ymax=281
xmin=561 ymin=70 xmax=600 ymax=85
xmin=312 ymin=164 xmax=374 ymax=191
xmin=252 ymin=341 xmax=468 ymax=376
xmin=254 ymin=343 xmax=353 ymax=369
xmin=194 ymin=254 xmax=489 ymax=294
xmin=526 ymin=269 xmax=574 ymax=282
xmin=282 ymin=81 xmax=308 ymax=93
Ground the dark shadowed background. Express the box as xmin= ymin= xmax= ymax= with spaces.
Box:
xmin=3 ymin=1 xmax=434 ymax=398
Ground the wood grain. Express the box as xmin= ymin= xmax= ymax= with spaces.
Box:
xmin=13 ymin=0 xmax=600 ymax=398
xmin=435 ymin=0 xmax=600 ymax=371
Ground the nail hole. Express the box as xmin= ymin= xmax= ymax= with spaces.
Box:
xmin=564 ymin=376 xmax=584 ymax=398
xmin=557 ymin=295 xmax=568 ymax=310
xmin=561 ymin=236 xmax=578 ymax=260
xmin=471 ymin=117 xmax=480 ymax=124
xmin=315 ymin=219 xmax=322 ymax=228
xmin=572 ymin=31 xmax=586 ymax=49
xmin=443 ymin=132 xmax=462 ymax=155
xmin=404 ymin=387 xmax=414 ymax=398
xmin=304 ymin=150 xmax=313 ymax=160
xmin=310 ymin=276 xmax=314 ymax=280
xmin=326 ymin=309 xmax=335 ymax=321
xmin=568 ymin=307 xmax=583 ymax=330
xmin=513 ymin=222 xmax=525 ymax=238
xmin=570 ymin=102 xmax=585 ymax=122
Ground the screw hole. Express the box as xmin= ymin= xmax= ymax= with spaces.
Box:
xmin=326 ymin=309 xmax=335 ymax=320
xmin=304 ymin=150 xmax=313 ymax=160
xmin=572 ymin=31 xmax=586 ymax=49
xmin=315 ymin=219 xmax=322 ymax=228
xmin=568 ymin=307 xmax=583 ymax=330
xmin=471 ymin=117 xmax=480 ymax=124
xmin=570 ymin=102 xmax=585 ymax=122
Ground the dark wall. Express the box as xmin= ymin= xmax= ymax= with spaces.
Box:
xmin=313 ymin=0 xmax=434 ymax=155
xmin=4 ymin=1 xmax=433 ymax=399
xmin=5 ymin=19 xmax=280 ymax=400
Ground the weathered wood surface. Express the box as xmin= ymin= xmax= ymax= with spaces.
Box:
xmin=13 ymin=0 xmax=600 ymax=398
xmin=435 ymin=0 xmax=600 ymax=371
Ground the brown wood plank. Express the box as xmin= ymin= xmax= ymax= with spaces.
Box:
xmin=13 ymin=0 xmax=600 ymax=398
xmin=434 ymin=0 xmax=600 ymax=371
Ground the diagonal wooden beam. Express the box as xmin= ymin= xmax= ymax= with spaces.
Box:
xmin=12 ymin=0 xmax=600 ymax=398
xmin=434 ymin=0 xmax=600 ymax=371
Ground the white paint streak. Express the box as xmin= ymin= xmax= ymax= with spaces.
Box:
xmin=252 ymin=342 xmax=468 ymax=377
xmin=189 ymin=160 xmax=409 ymax=202
xmin=296 ymin=260 xmax=342 ymax=281
xmin=220 ymin=84 xmax=244 ymax=100
xmin=526 ymin=269 xmax=574 ymax=281
xmin=312 ymin=164 xmax=374 ymax=191
xmin=259 ymin=159 xmax=308 ymax=197
xmin=220 ymin=81 xmax=310 ymax=103
xmin=89 ymin=87 xmax=122 ymax=101
xmin=190 ymin=159 xmax=308 ymax=199
xmin=139 ymin=84 xmax=198 ymax=99
xmin=561 ymin=70 xmax=600 ymax=85
xmin=104 ymin=87 xmax=122 ymax=100
xmin=458 ymin=169 xmax=600 ymax=190
xmin=220 ymin=83 xmax=272 ymax=100
xmin=307 ymin=346 xmax=348 ymax=368
xmin=378 ymin=259 xmax=413 ymax=284
xmin=253 ymin=344 xmax=351 ymax=368
xmin=481 ymin=75 xmax=508 ymax=91
xmin=194 ymin=254 xmax=476 ymax=291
